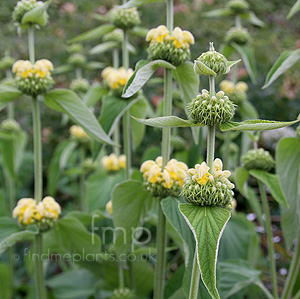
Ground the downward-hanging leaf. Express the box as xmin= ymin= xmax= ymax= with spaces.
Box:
xmin=44 ymin=89 xmax=116 ymax=146
xmin=122 ymin=60 xmax=176 ymax=98
xmin=69 ymin=24 xmax=115 ymax=43
xmin=179 ymin=204 xmax=231 ymax=299
xmin=21 ymin=0 xmax=51 ymax=27
xmin=232 ymin=43 xmax=257 ymax=84
xmin=263 ymin=49 xmax=300 ymax=89
xmin=112 ymin=180 xmax=151 ymax=255
xmin=276 ymin=137 xmax=300 ymax=248
xmin=240 ymin=11 xmax=265 ymax=27
xmin=220 ymin=118 xmax=299 ymax=131
xmin=89 ymin=41 xmax=119 ymax=55
xmin=249 ymin=169 xmax=288 ymax=207
xmin=119 ymin=0 xmax=163 ymax=8
xmin=287 ymin=0 xmax=300 ymax=19
xmin=0 ymin=85 xmax=22 ymax=104
xmin=132 ymin=116 xmax=201 ymax=128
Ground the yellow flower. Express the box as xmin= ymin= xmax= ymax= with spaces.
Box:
xmin=213 ymin=158 xmax=231 ymax=179
xmin=140 ymin=160 xmax=156 ymax=173
xmin=195 ymin=162 xmax=211 ymax=185
xmin=101 ymin=153 xmax=125 ymax=172
xmin=106 ymin=200 xmax=113 ymax=215
xmin=220 ymin=80 xmax=235 ymax=94
xmin=172 ymin=27 xmax=194 ymax=49
xmin=102 ymin=67 xmax=133 ymax=90
xmin=41 ymin=196 xmax=61 ymax=219
xmin=12 ymin=198 xmax=37 ymax=225
xmin=146 ymin=25 xmax=169 ymax=43
xmin=235 ymin=81 xmax=248 ymax=92
xmin=101 ymin=67 xmax=114 ymax=80
xmin=69 ymin=125 xmax=90 ymax=141
xmin=118 ymin=154 xmax=126 ymax=169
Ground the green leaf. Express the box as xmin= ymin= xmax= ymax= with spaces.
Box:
xmin=132 ymin=116 xmax=201 ymax=128
xmin=249 ymin=169 xmax=288 ymax=207
xmin=240 ymin=11 xmax=265 ymax=27
xmin=202 ymin=8 xmax=232 ymax=18
xmin=238 ymin=100 xmax=259 ymax=119
xmin=69 ymin=24 xmax=115 ymax=43
xmin=276 ymin=137 xmax=300 ymax=248
xmin=226 ymin=60 xmax=241 ymax=74
xmin=179 ymin=204 xmax=231 ymax=299
xmin=87 ymin=171 xmax=124 ymax=211
xmin=0 ymin=85 xmax=22 ymax=103
xmin=44 ymin=89 xmax=116 ymax=146
xmin=130 ymin=96 xmax=148 ymax=149
xmin=83 ymin=84 xmax=108 ymax=107
xmin=89 ymin=41 xmax=119 ymax=55
xmin=85 ymin=61 xmax=106 ymax=70
xmin=0 ymin=217 xmax=38 ymax=255
xmin=0 ymin=263 xmax=12 ymax=299
xmin=234 ymin=167 xmax=249 ymax=197
xmin=21 ymin=0 xmax=51 ymax=27
xmin=131 ymin=26 xmax=149 ymax=38
xmin=287 ymin=0 xmax=300 ymax=19
xmin=193 ymin=60 xmax=216 ymax=76
xmin=232 ymin=43 xmax=257 ymax=84
xmin=47 ymin=269 xmax=97 ymax=299
xmin=52 ymin=64 xmax=73 ymax=75
xmin=263 ymin=49 xmax=300 ymax=89
xmin=112 ymin=180 xmax=151 ymax=255
xmin=119 ymin=0 xmax=163 ymax=8
xmin=220 ymin=119 xmax=299 ymax=131
xmin=173 ymin=62 xmax=200 ymax=144
xmin=122 ymin=60 xmax=176 ymax=98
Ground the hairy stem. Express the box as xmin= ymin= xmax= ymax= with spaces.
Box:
xmin=79 ymin=147 xmax=86 ymax=211
xmin=258 ymin=181 xmax=278 ymax=299
xmin=75 ymin=67 xmax=82 ymax=79
xmin=189 ymin=251 xmax=200 ymax=299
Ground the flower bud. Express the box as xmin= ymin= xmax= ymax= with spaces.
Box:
xmin=103 ymin=29 xmax=123 ymax=43
xmin=0 ymin=56 xmax=15 ymax=70
xmin=194 ymin=43 xmax=228 ymax=76
xmin=1 ymin=119 xmax=21 ymax=133
xmin=110 ymin=288 xmax=136 ymax=299
xmin=67 ymin=43 xmax=83 ymax=54
xmin=106 ymin=200 xmax=113 ymax=216
xmin=225 ymin=27 xmax=251 ymax=46
xmin=227 ymin=0 xmax=250 ymax=15
xmin=241 ymin=148 xmax=275 ymax=172
xmin=70 ymin=78 xmax=90 ymax=94
xmin=67 ymin=53 xmax=86 ymax=68
xmin=81 ymin=158 xmax=97 ymax=173
xmin=188 ymin=89 xmax=236 ymax=126
xmin=110 ymin=7 xmax=141 ymax=30
xmin=12 ymin=59 xmax=54 ymax=96
xmin=69 ymin=125 xmax=91 ymax=144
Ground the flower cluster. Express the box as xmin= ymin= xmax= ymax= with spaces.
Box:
xmin=188 ymin=89 xmax=236 ymax=126
xmin=13 ymin=196 xmax=61 ymax=232
xmin=110 ymin=7 xmax=141 ymax=30
xmin=12 ymin=0 xmax=48 ymax=26
xmin=181 ymin=159 xmax=234 ymax=206
xmin=227 ymin=0 xmax=250 ymax=15
xmin=241 ymin=148 xmax=275 ymax=172
xmin=225 ymin=27 xmax=250 ymax=46
xmin=110 ymin=288 xmax=136 ymax=299
xmin=69 ymin=125 xmax=91 ymax=144
xmin=70 ymin=78 xmax=90 ymax=94
xmin=101 ymin=153 xmax=126 ymax=173
xmin=12 ymin=59 xmax=54 ymax=96
xmin=67 ymin=53 xmax=86 ymax=68
xmin=219 ymin=80 xmax=248 ymax=104
xmin=140 ymin=157 xmax=188 ymax=198
xmin=146 ymin=25 xmax=194 ymax=66
xmin=1 ymin=119 xmax=21 ymax=133
xmin=81 ymin=158 xmax=97 ymax=173
xmin=103 ymin=29 xmax=123 ymax=43
xmin=101 ymin=67 xmax=133 ymax=94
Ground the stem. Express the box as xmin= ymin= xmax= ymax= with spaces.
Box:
xmin=209 ymin=75 xmax=215 ymax=95
xmin=223 ymin=132 xmax=231 ymax=170
xmin=75 ymin=67 xmax=82 ymax=79
xmin=294 ymin=288 xmax=300 ymax=299
xmin=281 ymin=234 xmax=300 ymax=299
xmin=189 ymin=251 xmax=200 ymax=299
xmin=258 ymin=181 xmax=278 ymax=299
xmin=113 ymin=48 xmax=119 ymax=69
xmin=79 ymin=147 xmax=86 ymax=211
xmin=235 ymin=15 xmax=242 ymax=28
xmin=7 ymin=103 xmax=14 ymax=119
xmin=6 ymin=172 xmax=15 ymax=215
xmin=118 ymin=261 xmax=125 ymax=289
xmin=28 ymin=25 xmax=35 ymax=63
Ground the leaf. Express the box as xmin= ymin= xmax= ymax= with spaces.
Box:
xmin=44 ymin=89 xmax=115 ymax=146
xmin=276 ymin=137 xmax=300 ymax=248
xmin=89 ymin=41 xmax=119 ymax=55
xmin=240 ymin=11 xmax=265 ymax=27
xmin=132 ymin=116 xmax=202 ymax=128
xmin=69 ymin=24 xmax=115 ymax=43
xmin=112 ymin=180 xmax=151 ymax=255
xmin=226 ymin=60 xmax=241 ymax=74
xmin=47 ymin=269 xmax=97 ymax=299
xmin=249 ymin=169 xmax=288 ymax=207
xmin=122 ymin=60 xmax=176 ymax=98
xmin=287 ymin=0 xmax=300 ymax=19
xmin=131 ymin=26 xmax=149 ymax=38
xmin=83 ymin=84 xmax=108 ymax=107
xmin=263 ymin=49 xmax=300 ymax=89
xmin=232 ymin=43 xmax=257 ymax=84
xmin=238 ymin=100 xmax=259 ymax=119
xmin=119 ymin=0 xmax=163 ymax=8
xmin=234 ymin=167 xmax=249 ymax=197
xmin=193 ymin=60 xmax=216 ymax=76
xmin=85 ymin=61 xmax=106 ymax=70
xmin=0 ymin=85 xmax=22 ymax=103
xmin=21 ymin=0 xmax=51 ymax=27
xmin=220 ymin=119 xmax=299 ymax=131
xmin=179 ymin=204 xmax=231 ymax=299
xmin=52 ymin=64 xmax=73 ymax=75
xmin=0 ymin=263 xmax=12 ymax=299
xmin=0 ymin=217 xmax=38 ymax=255
xmin=130 ymin=96 xmax=148 ymax=149
xmin=202 ymin=8 xmax=232 ymax=18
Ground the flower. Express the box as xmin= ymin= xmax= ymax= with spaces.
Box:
xmin=101 ymin=153 xmax=126 ymax=172
xmin=146 ymin=25 xmax=169 ymax=43
xmin=101 ymin=67 xmax=133 ymax=92
xmin=13 ymin=196 xmax=61 ymax=230
xmin=140 ymin=156 xmax=188 ymax=198
xmin=172 ymin=27 xmax=194 ymax=49
xmin=106 ymin=200 xmax=113 ymax=215
xmin=110 ymin=7 xmax=141 ymax=30
xmin=69 ymin=125 xmax=91 ymax=143
xmin=219 ymin=80 xmax=248 ymax=104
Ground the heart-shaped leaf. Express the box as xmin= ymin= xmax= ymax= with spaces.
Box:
xmin=179 ymin=204 xmax=231 ymax=299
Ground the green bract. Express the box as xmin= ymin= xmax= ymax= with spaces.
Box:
xmin=1 ymin=119 xmax=21 ymax=133
xmin=103 ymin=29 xmax=124 ymax=43
xmin=110 ymin=7 xmax=141 ymax=30
xmin=227 ymin=89 xmax=247 ymax=104
xmin=241 ymin=148 xmax=275 ymax=172
xmin=188 ymin=89 xmax=236 ymax=126
xmin=70 ymin=78 xmax=90 ymax=94
xmin=225 ymin=27 xmax=251 ymax=45
xmin=67 ymin=53 xmax=87 ymax=68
